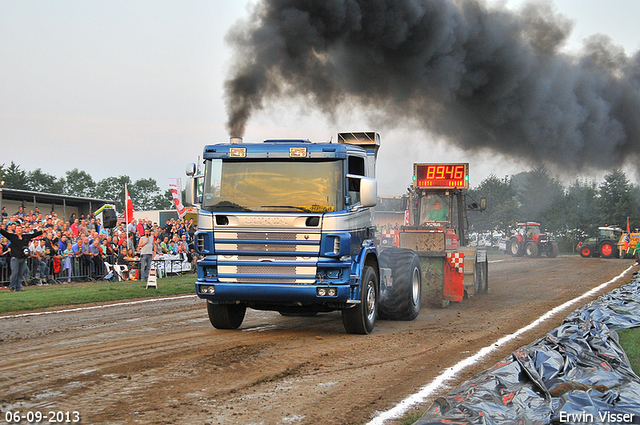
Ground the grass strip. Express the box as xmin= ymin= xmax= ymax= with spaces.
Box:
xmin=618 ymin=327 xmax=640 ymax=376
xmin=0 ymin=274 xmax=196 ymax=314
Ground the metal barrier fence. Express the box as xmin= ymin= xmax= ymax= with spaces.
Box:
xmin=0 ymin=254 xmax=123 ymax=286
xmin=0 ymin=253 xmax=197 ymax=287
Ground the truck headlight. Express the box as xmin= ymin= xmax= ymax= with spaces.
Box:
xmin=201 ymin=285 xmax=215 ymax=294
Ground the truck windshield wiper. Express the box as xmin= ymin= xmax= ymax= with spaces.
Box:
xmin=260 ymin=205 xmax=312 ymax=212
xmin=210 ymin=201 xmax=251 ymax=212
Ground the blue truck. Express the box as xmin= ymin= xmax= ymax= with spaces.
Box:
xmin=184 ymin=132 xmax=421 ymax=334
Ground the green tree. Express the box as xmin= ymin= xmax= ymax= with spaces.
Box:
xmin=130 ymin=178 xmax=162 ymax=211
xmin=563 ymin=179 xmax=600 ymax=236
xmin=468 ymin=174 xmax=520 ymax=236
xmin=598 ymin=169 xmax=633 ymax=227
xmin=153 ymin=189 xmax=174 ymax=210
xmin=93 ymin=175 xmax=132 ymax=212
xmin=517 ymin=165 xmax=565 ymax=224
xmin=64 ymin=168 xmax=95 ymax=197
xmin=27 ymin=168 xmax=65 ymax=194
xmin=0 ymin=162 xmax=29 ymax=190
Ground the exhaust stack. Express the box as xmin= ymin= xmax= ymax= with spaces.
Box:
xmin=230 ymin=137 xmax=243 ymax=144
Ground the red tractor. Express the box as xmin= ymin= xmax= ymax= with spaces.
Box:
xmin=506 ymin=222 xmax=559 ymax=258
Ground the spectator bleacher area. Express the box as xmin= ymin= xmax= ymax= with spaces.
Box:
xmin=0 ymin=195 xmax=198 ymax=288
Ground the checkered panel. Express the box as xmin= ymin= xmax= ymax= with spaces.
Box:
xmin=446 ymin=252 xmax=464 ymax=273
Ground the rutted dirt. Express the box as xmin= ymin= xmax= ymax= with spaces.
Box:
xmin=0 ymin=255 xmax=635 ymax=425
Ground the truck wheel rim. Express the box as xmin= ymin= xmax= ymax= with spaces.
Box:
xmin=412 ymin=267 xmax=420 ymax=306
xmin=366 ymin=281 xmax=376 ymax=322
xmin=602 ymin=245 xmax=612 ymax=256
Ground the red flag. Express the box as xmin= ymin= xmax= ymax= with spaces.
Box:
xmin=627 ymin=217 xmax=631 ymax=234
xmin=624 ymin=217 xmax=631 ymax=250
xmin=125 ymin=186 xmax=134 ymax=223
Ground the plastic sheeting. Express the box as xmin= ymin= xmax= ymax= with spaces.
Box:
xmin=416 ymin=278 xmax=640 ymax=425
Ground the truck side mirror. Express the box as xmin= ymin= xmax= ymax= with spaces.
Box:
xmin=480 ymin=197 xmax=487 ymax=211
xmin=185 ymin=177 xmax=199 ymax=206
xmin=359 ymin=177 xmax=377 ymax=208
xmin=186 ymin=163 xmax=196 ymax=177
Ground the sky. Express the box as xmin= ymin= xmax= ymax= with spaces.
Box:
xmin=1 ymin=0 xmax=639 ymax=199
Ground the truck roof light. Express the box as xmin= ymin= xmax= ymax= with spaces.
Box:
xmin=230 ymin=147 xmax=246 ymax=158
xmin=290 ymin=147 xmax=307 ymax=157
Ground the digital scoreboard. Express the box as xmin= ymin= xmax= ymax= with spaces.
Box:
xmin=413 ymin=163 xmax=469 ymax=189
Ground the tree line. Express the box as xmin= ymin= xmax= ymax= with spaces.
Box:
xmin=467 ymin=165 xmax=640 ymax=251
xmin=0 ymin=162 xmax=173 ymax=213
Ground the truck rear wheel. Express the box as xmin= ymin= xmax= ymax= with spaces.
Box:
xmin=600 ymin=241 xmax=615 ymax=258
xmin=378 ymin=249 xmax=421 ymax=321
xmin=547 ymin=241 xmax=559 ymax=258
xmin=342 ymin=265 xmax=377 ymax=334
xmin=207 ymin=302 xmax=246 ymax=329
xmin=525 ymin=241 xmax=538 ymax=258
xmin=509 ymin=237 xmax=523 ymax=257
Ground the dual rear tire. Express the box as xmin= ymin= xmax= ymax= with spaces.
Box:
xmin=378 ymin=249 xmax=422 ymax=321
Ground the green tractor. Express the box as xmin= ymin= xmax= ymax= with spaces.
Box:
xmin=576 ymin=226 xmax=623 ymax=258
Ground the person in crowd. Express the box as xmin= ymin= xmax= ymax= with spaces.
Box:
xmin=138 ymin=227 xmax=154 ymax=281
xmin=136 ymin=219 xmax=145 ymax=238
xmin=70 ymin=218 xmax=80 ymax=238
xmin=123 ymin=248 xmax=139 ymax=279
xmin=48 ymin=235 xmax=61 ymax=281
xmin=152 ymin=230 xmax=162 ymax=257
xmin=62 ymin=242 xmax=74 ymax=283
xmin=177 ymin=235 xmax=189 ymax=253
xmin=186 ymin=218 xmax=195 ymax=241
xmin=58 ymin=234 xmax=68 ymax=252
xmin=103 ymin=236 xmax=116 ymax=257
xmin=0 ymin=223 xmax=43 ymax=291
xmin=78 ymin=219 xmax=89 ymax=237
xmin=71 ymin=238 xmax=86 ymax=280
xmin=30 ymin=238 xmax=49 ymax=283
xmin=1 ymin=206 xmax=7 ymax=218
xmin=80 ymin=236 xmax=94 ymax=277
xmin=0 ymin=237 xmax=10 ymax=278
xmin=87 ymin=218 xmax=96 ymax=233
xmin=97 ymin=218 xmax=109 ymax=236
xmin=127 ymin=232 xmax=136 ymax=251
xmin=92 ymin=238 xmax=107 ymax=277
xmin=160 ymin=236 xmax=170 ymax=255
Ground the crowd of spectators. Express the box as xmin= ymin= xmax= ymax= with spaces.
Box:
xmin=0 ymin=206 xmax=199 ymax=289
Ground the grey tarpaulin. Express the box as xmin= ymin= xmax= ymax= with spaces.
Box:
xmin=415 ymin=278 xmax=640 ymax=425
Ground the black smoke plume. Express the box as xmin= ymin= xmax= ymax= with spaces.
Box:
xmin=224 ymin=0 xmax=640 ymax=172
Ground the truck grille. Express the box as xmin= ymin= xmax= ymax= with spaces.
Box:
xmin=215 ymin=229 xmax=320 ymax=284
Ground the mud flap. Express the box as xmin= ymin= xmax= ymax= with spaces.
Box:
xmin=443 ymin=253 xmax=464 ymax=302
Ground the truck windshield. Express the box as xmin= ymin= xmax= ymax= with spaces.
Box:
xmin=202 ymin=159 xmax=344 ymax=213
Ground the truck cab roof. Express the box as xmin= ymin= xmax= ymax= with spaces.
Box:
xmin=202 ymin=139 xmax=365 ymax=160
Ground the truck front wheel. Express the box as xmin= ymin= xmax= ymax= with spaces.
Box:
xmin=207 ymin=302 xmax=246 ymax=329
xmin=342 ymin=266 xmax=378 ymax=334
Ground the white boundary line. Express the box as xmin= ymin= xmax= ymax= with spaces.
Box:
xmin=366 ymin=265 xmax=634 ymax=425
xmin=0 ymin=294 xmax=197 ymax=319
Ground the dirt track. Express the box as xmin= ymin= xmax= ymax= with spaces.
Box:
xmin=0 ymin=254 xmax=635 ymax=425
